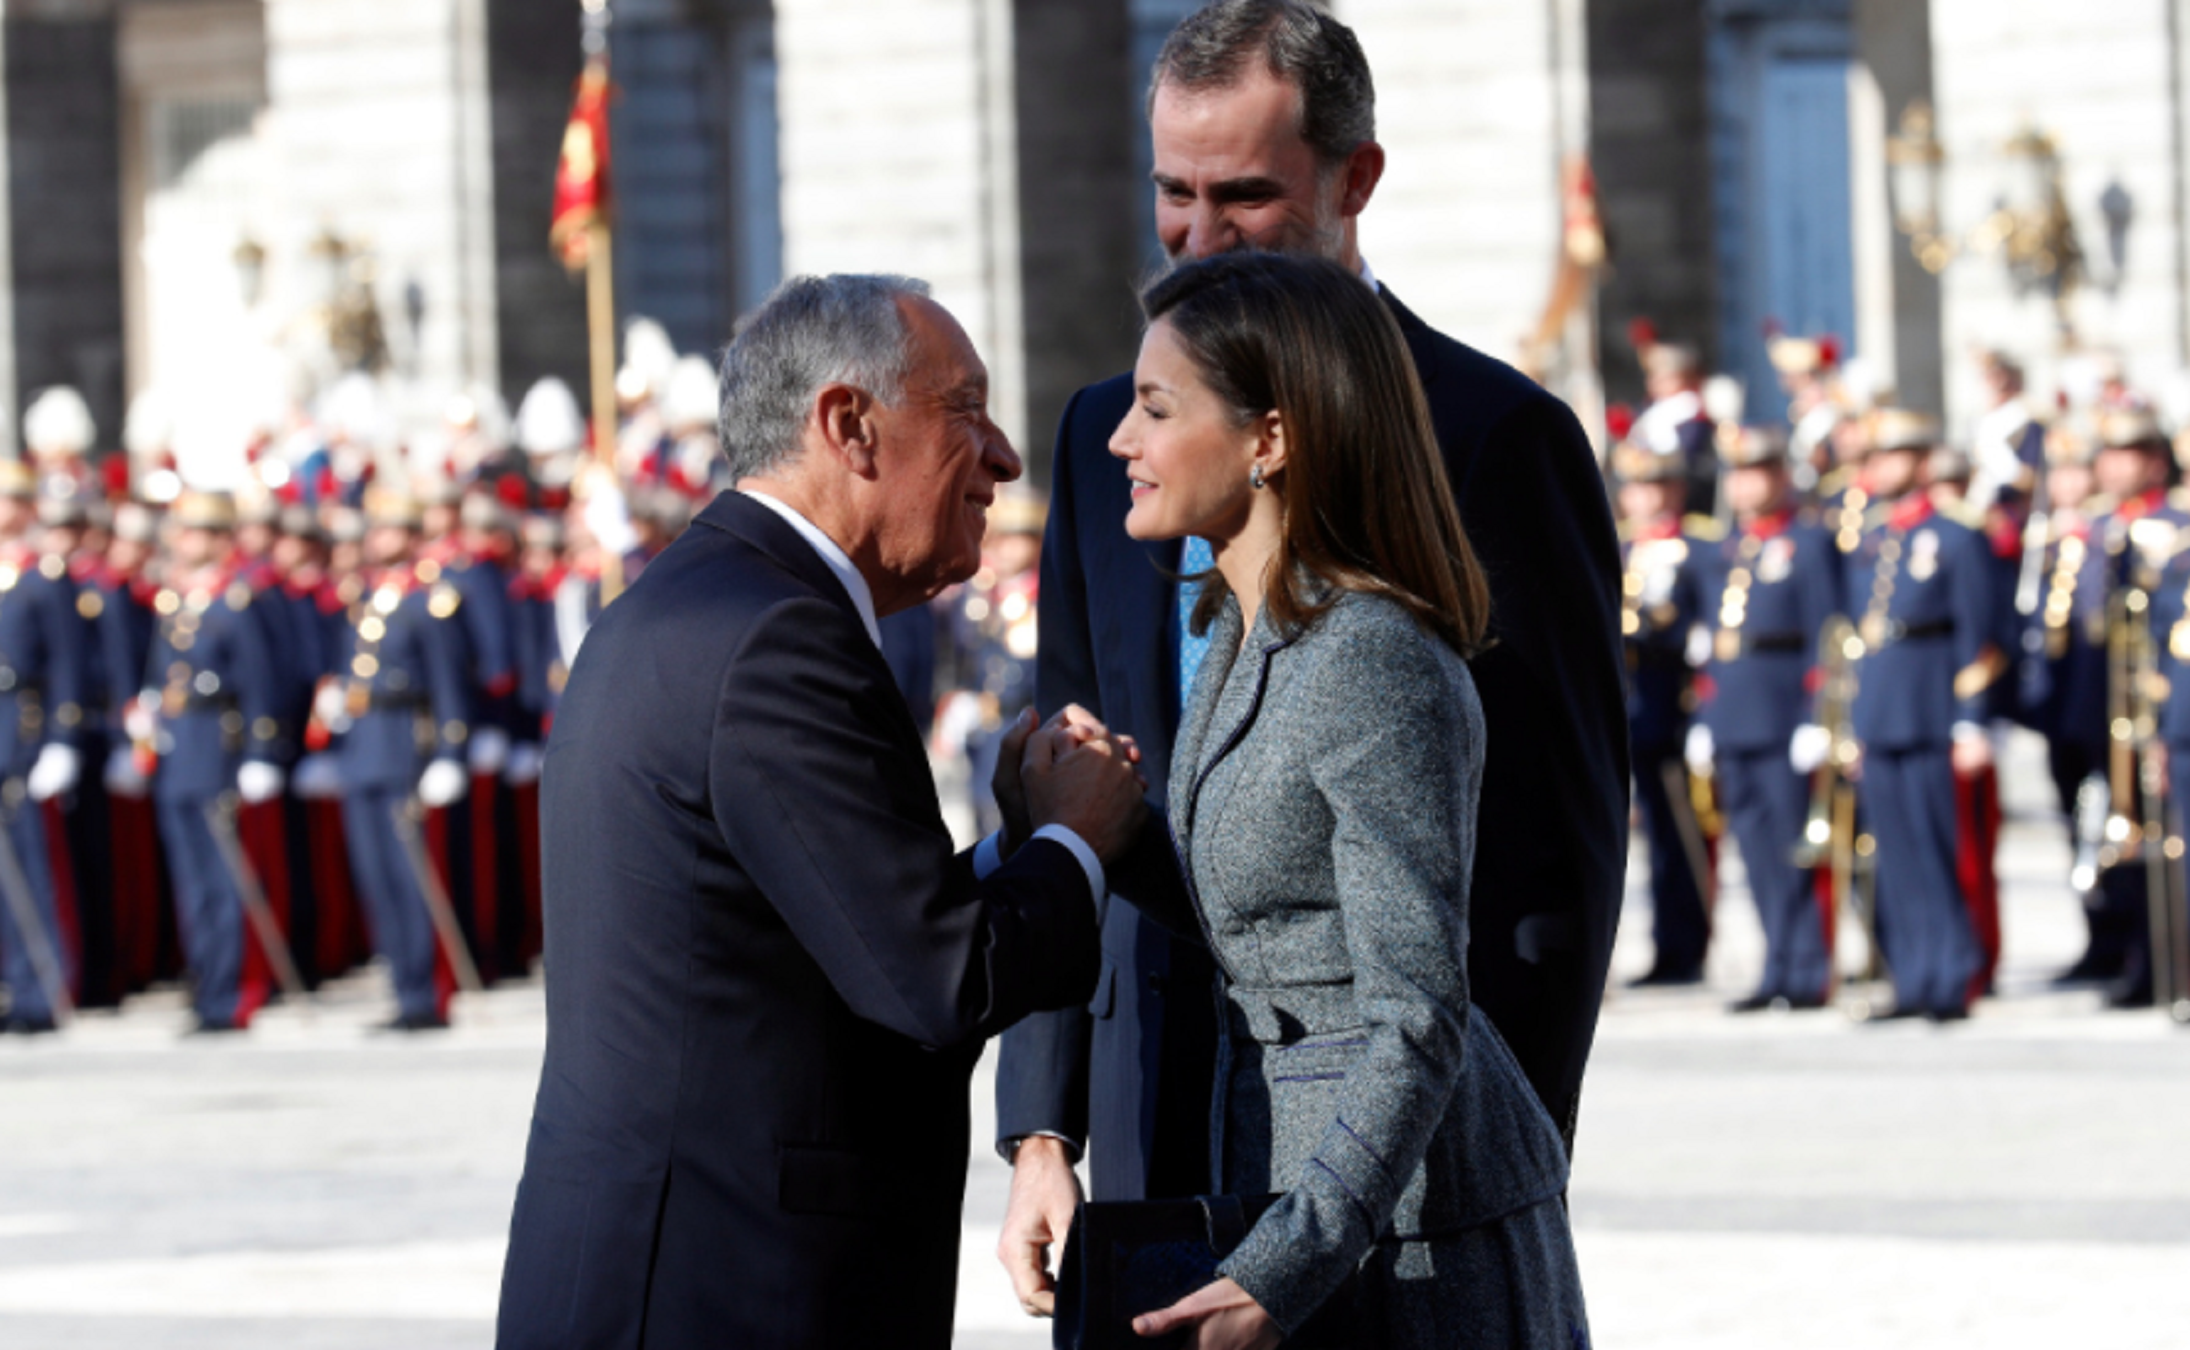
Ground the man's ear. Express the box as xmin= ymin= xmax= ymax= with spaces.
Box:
xmin=1337 ymin=140 xmax=1385 ymax=219
xmin=813 ymin=383 xmax=882 ymax=478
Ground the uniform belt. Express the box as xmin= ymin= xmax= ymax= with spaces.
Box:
xmin=359 ymin=691 xmax=430 ymax=714
xmin=177 ymin=693 xmax=238 ymax=716
xmin=1880 ymin=618 xmax=1953 ymax=644
xmin=1739 ymin=633 xmax=1804 ymax=654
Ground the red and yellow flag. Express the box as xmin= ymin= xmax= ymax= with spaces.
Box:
xmin=550 ymin=60 xmax=613 ymax=272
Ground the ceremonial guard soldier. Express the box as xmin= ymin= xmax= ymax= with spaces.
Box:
xmin=322 ymin=491 xmax=472 ymax=1030
xmin=1686 ymin=427 xmax=1840 ymax=1010
xmin=1928 ymin=447 xmax=2016 ymax=993
xmin=93 ymin=502 xmax=170 ymax=992
xmin=1615 ymin=441 xmax=1715 ymax=985
xmin=0 ymin=462 xmax=86 ymax=1033
xmin=945 ymin=488 xmax=1043 ymax=835
xmin=2017 ymin=423 xmax=2116 ymax=976
xmin=39 ymin=490 xmax=123 ymax=1006
xmin=138 ymin=491 xmax=287 ymax=1034
xmin=2075 ymin=411 xmax=2190 ymax=1007
xmin=1843 ymin=412 xmax=2001 ymax=1020
xmin=507 ymin=513 xmax=567 ymax=964
xmin=450 ymin=493 xmax=523 ymax=979
xmin=1628 ymin=323 xmax=1719 ymax=515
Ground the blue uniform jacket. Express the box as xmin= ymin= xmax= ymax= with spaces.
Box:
xmin=1847 ymin=498 xmax=2001 ymax=751
xmin=143 ymin=570 xmax=282 ymax=801
xmin=1694 ymin=513 xmax=1841 ymax=752
xmin=330 ymin=567 xmax=472 ymax=792
xmin=0 ymin=551 xmax=87 ymax=779
xmin=1619 ymin=519 xmax=1706 ymax=752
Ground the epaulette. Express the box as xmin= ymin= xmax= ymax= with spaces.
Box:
xmin=2168 ymin=487 xmax=2190 ymax=513
xmin=1937 ymin=498 xmax=1987 ymax=531
xmin=427 ymin=580 xmax=463 ymax=620
xmin=1615 ymin=520 xmax=1635 ymax=545
xmin=1817 ymin=466 xmax=1851 ymax=498
xmin=2085 ymin=493 xmax=2121 ymax=518
xmin=224 ymin=580 xmax=253 ymax=611
xmin=1683 ymin=514 xmax=1727 ymax=542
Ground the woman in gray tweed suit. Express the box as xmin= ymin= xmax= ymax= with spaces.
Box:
xmin=1102 ymin=253 xmax=1589 ymax=1349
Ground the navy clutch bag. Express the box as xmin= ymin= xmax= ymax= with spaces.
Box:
xmin=1052 ymin=1193 xmax=1360 ymax=1349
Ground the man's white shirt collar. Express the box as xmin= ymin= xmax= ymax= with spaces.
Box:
xmin=1359 ymin=256 xmax=1379 ymax=292
xmin=740 ymin=490 xmax=883 ymax=648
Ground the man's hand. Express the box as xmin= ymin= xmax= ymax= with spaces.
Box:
xmin=1024 ymin=705 xmax=1147 ymax=862
xmin=996 ymin=1135 xmax=1082 ymax=1317
xmin=1132 ymin=1277 xmax=1281 ymax=1349
xmin=990 ymin=707 xmax=1038 ymax=849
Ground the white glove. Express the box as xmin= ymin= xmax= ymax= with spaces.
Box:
xmin=237 ymin=760 xmax=286 ymax=805
xmin=418 ymin=758 xmax=469 ymax=808
xmin=26 ymin=744 xmax=80 ymax=802
xmin=312 ymin=680 xmax=349 ymax=730
xmin=103 ymin=745 xmax=148 ymax=797
xmin=124 ymin=695 xmax=158 ymax=746
xmin=1684 ymin=724 xmax=1715 ymax=773
xmin=293 ymin=753 xmax=346 ymax=800
xmin=505 ymin=742 xmax=544 ymax=786
xmin=1790 ymin=723 xmax=1832 ymax=774
xmin=468 ymin=725 xmax=511 ymax=776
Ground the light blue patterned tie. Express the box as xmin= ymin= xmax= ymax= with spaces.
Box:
xmin=1178 ymin=535 xmax=1215 ymax=708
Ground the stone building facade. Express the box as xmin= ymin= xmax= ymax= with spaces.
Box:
xmin=3 ymin=0 xmax=2187 ymax=466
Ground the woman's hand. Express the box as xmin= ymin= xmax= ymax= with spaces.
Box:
xmin=1133 ymin=1277 xmax=1281 ymax=1350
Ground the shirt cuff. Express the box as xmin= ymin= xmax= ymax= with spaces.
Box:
xmin=973 ymin=825 xmax=1106 ymax=902
xmin=1951 ymin=720 xmax=1986 ymax=743
xmin=997 ymin=1130 xmax=1085 ymax=1166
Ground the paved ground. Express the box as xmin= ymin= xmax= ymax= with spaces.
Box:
xmin=3 ymin=733 xmax=2188 ymax=1348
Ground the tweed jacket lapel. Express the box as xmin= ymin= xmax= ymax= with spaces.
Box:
xmin=1169 ymin=596 xmax=1298 ymax=849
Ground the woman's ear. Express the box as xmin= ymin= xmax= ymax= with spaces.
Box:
xmin=1253 ymin=409 xmax=1288 ymax=479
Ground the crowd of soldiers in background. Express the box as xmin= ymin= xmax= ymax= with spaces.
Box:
xmin=0 ymin=316 xmax=1050 ymax=1037
xmin=1614 ymin=326 xmax=2190 ymax=1022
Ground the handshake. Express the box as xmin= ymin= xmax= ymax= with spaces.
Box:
xmin=990 ymin=704 xmax=1149 ymax=864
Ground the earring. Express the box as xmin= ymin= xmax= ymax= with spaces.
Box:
xmin=1250 ymin=464 xmax=1266 ymax=490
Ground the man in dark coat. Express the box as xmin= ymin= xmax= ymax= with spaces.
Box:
xmin=496 ymin=274 xmax=1143 ymax=1350
xmin=994 ymin=0 xmax=1628 ymax=1315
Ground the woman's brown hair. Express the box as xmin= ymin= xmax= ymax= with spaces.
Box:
xmin=1142 ymin=251 xmax=1491 ymax=655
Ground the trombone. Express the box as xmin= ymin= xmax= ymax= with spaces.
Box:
xmin=1793 ymin=615 xmax=1887 ymax=1014
xmin=2099 ymin=582 xmax=2190 ymax=1019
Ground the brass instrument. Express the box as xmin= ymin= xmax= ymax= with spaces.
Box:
xmin=2098 ymin=576 xmax=2190 ymax=1019
xmin=1794 ymin=615 xmax=1886 ymax=1011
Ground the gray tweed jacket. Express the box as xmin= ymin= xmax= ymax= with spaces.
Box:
xmin=1115 ymin=587 xmax=1572 ymax=1334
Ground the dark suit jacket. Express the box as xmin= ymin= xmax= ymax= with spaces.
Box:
xmin=995 ymin=288 xmax=1628 ymax=1196
xmin=497 ymin=492 xmax=1100 ymax=1350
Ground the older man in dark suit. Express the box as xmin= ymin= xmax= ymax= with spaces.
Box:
xmin=496 ymin=274 xmax=1147 ymax=1350
xmin=994 ymin=0 xmax=1628 ymax=1316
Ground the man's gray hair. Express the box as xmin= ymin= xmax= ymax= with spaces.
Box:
xmin=1151 ymin=0 xmax=1375 ymax=166
xmin=717 ymin=273 xmax=932 ymax=481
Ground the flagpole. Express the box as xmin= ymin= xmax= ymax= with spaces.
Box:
xmin=581 ymin=0 xmax=625 ymax=603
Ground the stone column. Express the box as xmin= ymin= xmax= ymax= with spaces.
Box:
xmin=1011 ymin=0 xmax=1139 ymax=478
xmin=3 ymin=2 xmax=125 ymax=452
xmin=1586 ymin=0 xmax=1716 ymax=411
